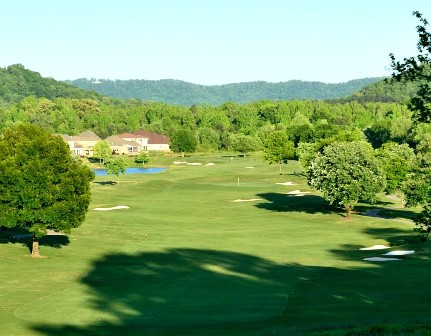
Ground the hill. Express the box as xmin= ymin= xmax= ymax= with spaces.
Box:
xmin=332 ymin=78 xmax=419 ymax=104
xmin=65 ymin=77 xmax=384 ymax=105
xmin=0 ymin=64 xmax=101 ymax=106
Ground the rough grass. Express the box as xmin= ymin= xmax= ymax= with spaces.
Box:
xmin=0 ymin=154 xmax=430 ymax=336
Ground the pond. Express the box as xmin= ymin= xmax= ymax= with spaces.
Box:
xmin=93 ymin=167 xmax=167 ymax=176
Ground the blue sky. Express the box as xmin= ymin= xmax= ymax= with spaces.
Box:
xmin=2 ymin=0 xmax=431 ymax=85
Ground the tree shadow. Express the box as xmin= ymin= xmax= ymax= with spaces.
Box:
xmin=255 ymin=192 xmax=334 ymax=215
xmin=92 ymin=180 xmax=116 ymax=186
xmin=0 ymin=228 xmax=70 ymax=251
xmin=361 ymin=227 xmax=416 ymax=247
xmin=29 ymin=247 xmax=431 ymax=336
xmin=355 ymin=204 xmax=418 ymax=223
xmin=39 ymin=234 xmax=70 ymax=249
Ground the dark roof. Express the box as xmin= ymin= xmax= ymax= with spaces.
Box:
xmin=132 ymin=130 xmax=170 ymax=144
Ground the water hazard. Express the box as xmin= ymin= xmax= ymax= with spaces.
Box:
xmin=93 ymin=167 xmax=166 ymax=176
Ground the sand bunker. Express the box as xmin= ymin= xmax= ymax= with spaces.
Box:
xmin=286 ymin=190 xmax=311 ymax=196
xmin=187 ymin=162 xmax=202 ymax=166
xmin=231 ymin=198 xmax=261 ymax=202
xmin=276 ymin=182 xmax=295 ymax=186
xmin=359 ymin=245 xmax=391 ymax=251
xmin=245 ymin=166 xmax=254 ymax=169
xmin=382 ymin=250 xmax=415 ymax=256
xmin=94 ymin=205 xmax=130 ymax=211
xmin=363 ymin=257 xmax=401 ymax=262
xmin=206 ymin=163 xmax=215 ymax=166
xmin=173 ymin=161 xmax=187 ymax=164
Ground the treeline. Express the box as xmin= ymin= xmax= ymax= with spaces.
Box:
xmin=0 ymin=95 xmax=422 ymax=153
xmin=65 ymin=77 xmax=384 ymax=105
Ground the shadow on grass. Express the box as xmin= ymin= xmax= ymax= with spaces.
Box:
xmin=0 ymin=228 xmax=70 ymax=252
xmin=30 ymin=244 xmax=431 ymax=336
xmin=255 ymin=192 xmax=334 ymax=215
xmin=92 ymin=180 xmax=116 ymax=186
xmin=361 ymin=227 xmax=415 ymax=247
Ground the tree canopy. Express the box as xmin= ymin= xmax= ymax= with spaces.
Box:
xmin=105 ymin=157 xmax=127 ymax=185
xmin=92 ymin=140 xmax=112 ymax=165
xmin=390 ymin=11 xmax=431 ymax=240
xmin=390 ymin=11 xmax=431 ymax=123
xmin=308 ymin=141 xmax=386 ymax=217
xmin=170 ymin=129 xmax=197 ymax=155
xmin=262 ymin=130 xmax=295 ymax=175
xmin=0 ymin=123 xmax=94 ymax=256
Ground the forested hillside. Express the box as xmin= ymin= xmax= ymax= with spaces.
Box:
xmin=0 ymin=64 xmax=424 ymax=156
xmin=65 ymin=77 xmax=384 ymax=105
xmin=0 ymin=64 xmax=101 ymax=106
xmin=333 ymin=78 xmax=419 ymax=103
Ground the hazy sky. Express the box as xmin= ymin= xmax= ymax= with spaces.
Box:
xmin=2 ymin=0 xmax=431 ymax=85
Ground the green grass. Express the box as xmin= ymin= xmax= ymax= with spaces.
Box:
xmin=1 ymin=155 xmax=430 ymax=336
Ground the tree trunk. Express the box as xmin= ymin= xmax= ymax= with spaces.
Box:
xmin=345 ymin=205 xmax=352 ymax=218
xmin=279 ymin=162 xmax=282 ymax=175
xmin=31 ymin=235 xmax=40 ymax=257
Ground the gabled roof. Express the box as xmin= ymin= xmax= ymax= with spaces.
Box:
xmin=132 ymin=129 xmax=170 ymax=144
xmin=118 ymin=132 xmax=146 ymax=139
xmin=78 ymin=131 xmax=101 ymax=140
xmin=105 ymin=135 xmax=140 ymax=147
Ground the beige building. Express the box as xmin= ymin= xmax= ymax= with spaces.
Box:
xmin=60 ymin=131 xmax=101 ymax=157
xmin=61 ymin=129 xmax=170 ymax=157
xmin=119 ymin=130 xmax=170 ymax=151
xmin=105 ymin=135 xmax=141 ymax=155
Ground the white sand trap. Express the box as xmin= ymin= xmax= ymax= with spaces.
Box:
xmin=245 ymin=166 xmax=254 ymax=169
xmin=206 ymin=163 xmax=215 ymax=166
xmin=94 ymin=205 xmax=130 ymax=211
xmin=276 ymin=182 xmax=295 ymax=186
xmin=363 ymin=257 xmax=401 ymax=261
xmin=231 ymin=198 xmax=262 ymax=202
xmin=46 ymin=229 xmax=64 ymax=236
xmin=382 ymin=250 xmax=415 ymax=256
xmin=359 ymin=245 xmax=390 ymax=250
xmin=173 ymin=161 xmax=187 ymax=164
xmin=187 ymin=162 xmax=202 ymax=166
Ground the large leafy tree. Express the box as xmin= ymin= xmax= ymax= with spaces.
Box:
xmin=376 ymin=142 xmax=416 ymax=196
xmin=390 ymin=11 xmax=431 ymax=123
xmin=391 ymin=11 xmax=431 ymax=239
xmin=170 ymin=129 xmax=197 ymax=156
xmin=230 ymin=134 xmax=261 ymax=155
xmin=308 ymin=141 xmax=386 ymax=217
xmin=0 ymin=123 xmax=94 ymax=256
xmin=262 ymin=130 xmax=295 ymax=175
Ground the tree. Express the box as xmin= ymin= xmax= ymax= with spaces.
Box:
xmin=262 ymin=130 xmax=295 ymax=175
xmin=105 ymin=157 xmax=127 ymax=185
xmin=92 ymin=140 xmax=112 ymax=165
xmin=230 ymin=134 xmax=261 ymax=155
xmin=170 ymin=128 xmax=197 ymax=156
xmin=390 ymin=11 xmax=431 ymax=240
xmin=308 ymin=141 xmax=386 ymax=217
xmin=390 ymin=11 xmax=431 ymax=123
xmin=135 ymin=151 xmax=150 ymax=166
xmin=376 ymin=142 xmax=415 ymax=197
xmin=0 ymin=123 xmax=94 ymax=256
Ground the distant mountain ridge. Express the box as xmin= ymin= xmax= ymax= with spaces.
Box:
xmin=66 ymin=77 xmax=385 ymax=105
